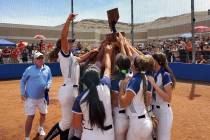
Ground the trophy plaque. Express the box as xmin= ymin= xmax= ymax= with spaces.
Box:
xmin=106 ymin=8 xmax=125 ymax=42
xmin=107 ymin=8 xmax=119 ymax=33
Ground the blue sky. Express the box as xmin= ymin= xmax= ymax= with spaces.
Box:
xmin=0 ymin=0 xmax=209 ymax=26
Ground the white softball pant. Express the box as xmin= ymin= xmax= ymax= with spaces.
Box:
xmin=113 ymin=109 xmax=129 ymax=140
xmin=81 ymin=126 xmax=114 ymax=140
xmin=127 ymin=115 xmax=153 ymax=140
xmin=58 ymin=84 xmax=78 ymax=131
xmin=153 ymin=104 xmax=173 ymax=140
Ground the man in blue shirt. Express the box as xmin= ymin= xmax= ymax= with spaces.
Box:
xmin=20 ymin=51 xmax=52 ymax=140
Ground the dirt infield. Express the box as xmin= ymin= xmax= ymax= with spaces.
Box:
xmin=0 ymin=76 xmax=210 ymax=140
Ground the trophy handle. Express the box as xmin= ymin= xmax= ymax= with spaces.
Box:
xmin=111 ymin=21 xmax=117 ymax=33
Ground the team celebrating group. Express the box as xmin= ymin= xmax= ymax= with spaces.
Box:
xmin=21 ymin=13 xmax=176 ymax=140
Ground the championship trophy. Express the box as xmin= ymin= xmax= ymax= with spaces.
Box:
xmin=106 ymin=8 xmax=125 ymax=42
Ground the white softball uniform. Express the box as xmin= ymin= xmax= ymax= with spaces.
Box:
xmin=152 ymin=68 xmax=173 ymax=140
xmin=125 ymin=73 xmax=153 ymax=140
xmin=111 ymin=79 xmax=129 ymax=140
xmin=72 ymin=76 xmax=114 ymax=140
xmin=57 ymin=51 xmax=80 ymax=131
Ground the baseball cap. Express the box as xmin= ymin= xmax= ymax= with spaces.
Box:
xmin=34 ymin=51 xmax=44 ymax=59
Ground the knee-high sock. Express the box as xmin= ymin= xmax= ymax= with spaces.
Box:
xmin=60 ymin=128 xmax=69 ymax=140
xmin=44 ymin=122 xmax=60 ymax=140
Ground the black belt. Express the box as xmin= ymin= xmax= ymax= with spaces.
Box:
xmin=84 ymin=125 xmax=112 ymax=131
xmin=103 ymin=125 xmax=113 ymax=130
xmin=119 ymin=110 xmax=125 ymax=114
xmin=84 ymin=127 xmax=93 ymax=131
xmin=138 ymin=114 xmax=146 ymax=119
xmin=62 ymin=84 xmax=78 ymax=87
xmin=152 ymin=104 xmax=170 ymax=109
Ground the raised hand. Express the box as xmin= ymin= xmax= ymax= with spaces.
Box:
xmin=147 ymin=76 xmax=155 ymax=85
xmin=105 ymin=45 xmax=112 ymax=54
xmin=115 ymin=32 xmax=125 ymax=45
xmin=67 ymin=13 xmax=78 ymax=21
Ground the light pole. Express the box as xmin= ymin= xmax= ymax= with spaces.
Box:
xmin=71 ymin=0 xmax=74 ymax=39
xmin=131 ymin=0 xmax=134 ymax=46
xmin=191 ymin=0 xmax=196 ymax=63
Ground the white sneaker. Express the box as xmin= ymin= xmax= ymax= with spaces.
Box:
xmin=38 ymin=126 xmax=46 ymax=136
xmin=25 ymin=137 xmax=30 ymax=140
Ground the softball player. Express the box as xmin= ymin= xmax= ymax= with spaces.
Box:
xmin=147 ymin=52 xmax=176 ymax=140
xmin=45 ymin=13 xmax=97 ymax=140
xmin=72 ymin=45 xmax=114 ymax=140
xmin=111 ymin=53 xmax=131 ymax=140
xmin=119 ymin=56 xmax=153 ymax=140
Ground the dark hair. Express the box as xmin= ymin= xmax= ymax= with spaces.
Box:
xmin=81 ymin=65 xmax=106 ymax=130
xmin=48 ymin=38 xmax=75 ymax=61
xmin=112 ymin=54 xmax=131 ymax=80
xmin=152 ymin=52 xmax=176 ymax=88
xmin=79 ymin=63 xmax=93 ymax=92
xmin=115 ymin=54 xmax=131 ymax=71
xmin=48 ymin=39 xmax=61 ymax=61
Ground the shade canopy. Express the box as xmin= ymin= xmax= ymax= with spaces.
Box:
xmin=0 ymin=39 xmax=16 ymax=47
xmin=195 ymin=26 xmax=209 ymax=33
xmin=33 ymin=34 xmax=46 ymax=40
xmin=179 ymin=33 xmax=192 ymax=38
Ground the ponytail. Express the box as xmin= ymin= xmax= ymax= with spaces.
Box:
xmin=81 ymin=66 xmax=106 ymax=130
xmin=163 ymin=64 xmax=176 ymax=88
xmin=88 ymin=83 xmax=106 ymax=130
xmin=140 ymin=73 xmax=148 ymax=105
xmin=48 ymin=39 xmax=61 ymax=62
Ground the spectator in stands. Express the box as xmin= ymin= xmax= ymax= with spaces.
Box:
xmin=2 ymin=47 xmax=11 ymax=64
xmin=185 ymin=40 xmax=192 ymax=63
xmin=39 ymin=40 xmax=45 ymax=53
xmin=170 ymin=53 xmax=176 ymax=62
xmin=22 ymin=49 xmax=28 ymax=63
xmin=197 ymin=54 xmax=207 ymax=64
xmin=27 ymin=44 xmax=34 ymax=59
xmin=0 ymin=49 xmax=3 ymax=64
xmin=11 ymin=48 xmax=19 ymax=63
xmin=46 ymin=43 xmax=53 ymax=52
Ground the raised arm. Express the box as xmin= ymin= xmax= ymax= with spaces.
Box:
xmin=61 ymin=13 xmax=77 ymax=54
xmin=103 ymin=45 xmax=112 ymax=78
xmin=115 ymin=33 xmax=126 ymax=55
xmin=125 ymin=39 xmax=144 ymax=56
xmin=76 ymin=48 xmax=98 ymax=64
xmin=123 ymin=38 xmax=132 ymax=58
xmin=95 ymin=39 xmax=110 ymax=68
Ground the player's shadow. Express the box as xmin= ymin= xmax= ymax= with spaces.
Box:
xmin=189 ymin=83 xmax=201 ymax=100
